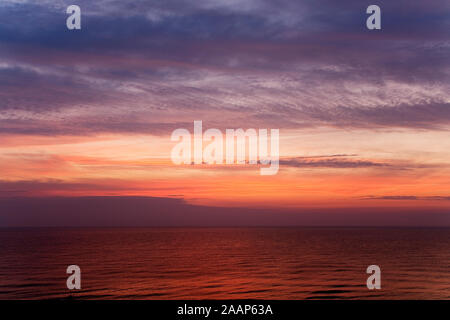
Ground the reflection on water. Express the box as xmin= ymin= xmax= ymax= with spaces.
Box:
xmin=0 ymin=228 xmax=449 ymax=299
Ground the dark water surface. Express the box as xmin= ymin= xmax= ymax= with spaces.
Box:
xmin=0 ymin=228 xmax=449 ymax=299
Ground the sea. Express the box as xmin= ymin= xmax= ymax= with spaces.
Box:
xmin=0 ymin=227 xmax=449 ymax=299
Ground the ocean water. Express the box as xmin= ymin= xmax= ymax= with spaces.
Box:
xmin=0 ymin=227 xmax=449 ymax=299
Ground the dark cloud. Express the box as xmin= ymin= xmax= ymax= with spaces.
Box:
xmin=280 ymin=156 xmax=388 ymax=168
xmin=361 ymin=195 xmax=450 ymax=201
xmin=0 ymin=196 xmax=449 ymax=227
xmin=279 ymin=156 xmax=449 ymax=171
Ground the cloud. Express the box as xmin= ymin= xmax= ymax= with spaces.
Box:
xmin=0 ymin=179 xmax=187 ymax=197
xmin=0 ymin=0 xmax=448 ymax=136
xmin=280 ymin=156 xmax=389 ymax=168
xmin=360 ymin=195 xmax=450 ymax=201
xmin=279 ymin=155 xmax=450 ymax=171
xmin=1 ymin=196 xmax=449 ymax=226
xmin=300 ymin=102 xmax=450 ymax=130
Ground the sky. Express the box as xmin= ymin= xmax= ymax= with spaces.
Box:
xmin=0 ymin=0 xmax=449 ymax=226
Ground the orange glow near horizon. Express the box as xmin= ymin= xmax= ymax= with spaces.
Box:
xmin=1 ymin=127 xmax=449 ymax=210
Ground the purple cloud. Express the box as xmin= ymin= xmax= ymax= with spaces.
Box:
xmin=0 ymin=0 xmax=448 ymax=136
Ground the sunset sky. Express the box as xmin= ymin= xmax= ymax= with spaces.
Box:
xmin=0 ymin=0 xmax=449 ymax=226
